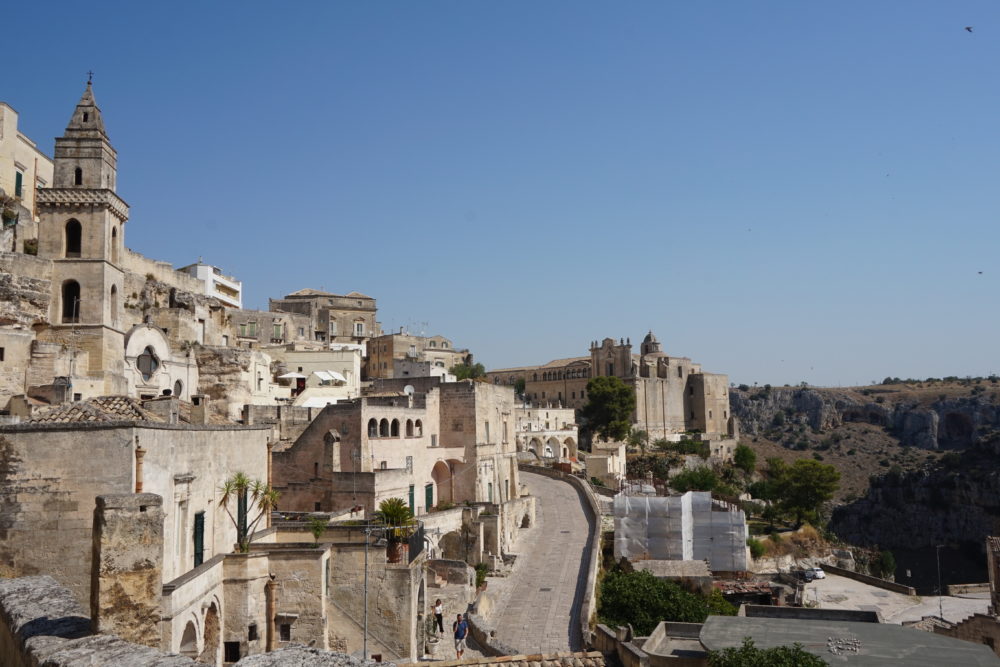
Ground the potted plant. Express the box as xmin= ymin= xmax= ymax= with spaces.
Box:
xmin=375 ymin=497 xmax=415 ymax=564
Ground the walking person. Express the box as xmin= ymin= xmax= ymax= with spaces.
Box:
xmin=433 ymin=599 xmax=444 ymax=635
xmin=453 ymin=613 xmax=469 ymax=659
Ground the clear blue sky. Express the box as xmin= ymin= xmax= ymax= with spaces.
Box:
xmin=8 ymin=1 xmax=999 ymax=386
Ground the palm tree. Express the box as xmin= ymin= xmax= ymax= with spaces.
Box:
xmin=220 ymin=472 xmax=280 ymax=553
xmin=374 ymin=497 xmax=415 ymax=541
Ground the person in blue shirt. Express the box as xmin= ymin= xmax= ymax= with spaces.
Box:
xmin=452 ymin=613 xmax=469 ymax=659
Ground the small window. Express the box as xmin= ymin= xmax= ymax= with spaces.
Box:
xmin=224 ymin=642 xmax=241 ymax=662
xmin=279 ymin=624 xmax=291 ymax=642
xmin=248 ymin=624 xmax=258 ymax=641
xmin=298 ymin=327 xmax=304 ymax=336
xmin=0 ymin=347 xmax=4 ymax=362
xmin=83 ymin=112 xmax=89 ymax=122
xmin=73 ymin=393 xmax=82 ymax=401
xmin=678 ymin=366 xmax=683 ymax=378
xmin=314 ymin=502 xmax=321 ymax=511
xmin=74 ymin=167 xmax=83 ymax=186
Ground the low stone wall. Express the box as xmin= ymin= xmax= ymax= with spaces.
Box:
xmin=465 ymin=610 xmax=520 ymax=657
xmin=519 ymin=465 xmax=602 ymax=647
xmin=399 ymin=650 xmax=605 ymax=667
xmin=947 ymin=582 xmax=991 ymax=596
xmin=822 ymin=563 xmax=917 ymax=596
xmin=0 ymin=575 xmax=197 ymax=667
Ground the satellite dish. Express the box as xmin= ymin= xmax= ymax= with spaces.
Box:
xmin=403 ymin=385 xmax=415 ymax=396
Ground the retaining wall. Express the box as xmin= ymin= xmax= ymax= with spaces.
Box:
xmin=822 ymin=563 xmax=917 ymax=596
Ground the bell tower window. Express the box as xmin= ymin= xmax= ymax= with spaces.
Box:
xmin=65 ymin=220 xmax=82 ymax=257
xmin=111 ymin=227 xmax=119 ymax=264
xmin=83 ymin=112 xmax=89 ymax=122
xmin=74 ymin=167 xmax=83 ymax=186
xmin=61 ymin=281 xmax=81 ymax=323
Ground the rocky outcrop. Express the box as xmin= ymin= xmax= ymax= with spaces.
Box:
xmin=0 ymin=253 xmax=51 ymax=327
xmin=730 ymin=387 xmax=1000 ymax=449
xmin=830 ymin=459 xmax=1000 ymax=552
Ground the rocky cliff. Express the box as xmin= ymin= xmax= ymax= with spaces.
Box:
xmin=730 ymin=386 xmax=1000 ymax=450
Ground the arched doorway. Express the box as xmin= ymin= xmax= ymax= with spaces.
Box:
xmin=179 ymin=620 xmax=199 ymax=658
xmin=431 ymin=460 xmax=452 ymax=505
xmin=439 ymin=530 xmax=464 ymax=561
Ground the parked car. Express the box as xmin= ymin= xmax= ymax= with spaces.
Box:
xmin=804 ymin=567 xmax=826 ymax=581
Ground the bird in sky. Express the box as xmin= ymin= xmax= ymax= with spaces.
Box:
xmin=965 ymin=26 xmax=974 ymax=33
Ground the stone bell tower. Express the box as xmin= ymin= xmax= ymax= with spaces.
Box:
xmin=35 ymin=81 xmax=129 ymax=394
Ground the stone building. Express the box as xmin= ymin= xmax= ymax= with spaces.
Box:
xmin=487 ymin=332 xmax=733 ymax=440
xmin=367 ymin=330 xmax=471 ymax=380
xmin=0 ymin=100 xmax=54 ymax=253
xmin=229 ymin=308 xmax=313 ymax=348
xmin=272 ymin=379 xmax=520 ymax=517
xmin=0 ymin=84 xmax=292 ymax=418
xmin=514 ymin=405 xmax=578 ymax=460
xmin=269 ymin=289 xmax=380 ymax=346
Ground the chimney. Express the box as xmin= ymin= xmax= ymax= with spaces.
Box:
xmin=191 ymin=394 xmax=209 ymax=424
xmin=91 ymin=493 xmax=164 ymax=647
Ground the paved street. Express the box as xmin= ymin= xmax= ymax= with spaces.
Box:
xmin=489 ymin=472 xmax=595 ymax=654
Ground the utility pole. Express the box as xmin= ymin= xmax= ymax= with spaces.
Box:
xmin=936 ymin=544 xmax=945 ymax=621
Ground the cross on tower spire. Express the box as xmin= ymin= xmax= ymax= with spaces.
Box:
xmin=87 ymin=70 xmax=94 ymax=84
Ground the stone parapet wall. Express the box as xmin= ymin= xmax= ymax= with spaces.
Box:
xmin=822 ymin=563 xmax=917 ymax=595
xmin=400 ymin=650 xmax=605 ymax=667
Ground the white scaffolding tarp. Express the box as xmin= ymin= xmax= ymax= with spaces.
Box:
xmin=613 ymin=491 xmax=748 ymax=571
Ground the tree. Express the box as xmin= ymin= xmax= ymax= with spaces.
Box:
xmin=670 ymin=467 xmax=719 ymax=493
xmin=627 ymin=429 xmax=649 ymax=454
xmin=775 ymin=459 xmax=840 ymax=527
xmin=374 ymin=497 xmax=415 ymax=543
xmin=307 ymin=516 xmax=329 ymax=544
xmin=733 ymin=445 xmax=757 ymax=475
xmin=580 ymin=376 xmax=635 ymax=442
xmin=874 ymin=550 xmax=897 ymax=579
xmin=450 ymin=362 xmax=486 ymax=380
xmin=513 ymin=377 xmax=526 ymax=396
xmin=220 ymin=472 xmax=280 ymax=553
xmin=599 ymin=569 xmax=736 ymax=636
xmin=708 ymin=637 xmax=827 ymax=667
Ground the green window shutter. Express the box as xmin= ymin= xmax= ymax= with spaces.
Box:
xmin=408 ymin=485 xmax=415 ymax=514
xmin=14 ymin=171 xmax=23 ymax=198
xmin=193 ymin=512 xmax=205 ymax=566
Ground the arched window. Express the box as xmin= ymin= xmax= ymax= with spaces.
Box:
xmin=109 ymin=285 xmax=118 ymax=327
xmin=65 ymin=220 xmax=82 ymax=257
xmin=74 ymin=167 xmax=83 ymax=186
xmin=111 ymin=227 xmax=119 ymax=264
xmin=379 ymin=418 xmax=389 ymax=438
xmin=390 ymin=419 xmax=400 ymax=437
xmin=61 ymin=280 xmax=81 ymax=323
xmin=83 ymin=112 xmax=89 ymax=122
xmin=406 ymin=419 xmax=414 ymax=437
xmin=174 ymin=380 xmax=183 ymax=398
xmin=136 ymin=346 xmax=160 ymax=381
xmin=367 ymin=418 xmax=378 ymax=438
xmin=414 ymin=419 xmax=423 ymax=437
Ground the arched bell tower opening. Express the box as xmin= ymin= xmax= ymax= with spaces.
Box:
xmin=61 ymin=280 xmax=81 ymax=323
xmin=65 ymin=220 xmax=81 ymax=257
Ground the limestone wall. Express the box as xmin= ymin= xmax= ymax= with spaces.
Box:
xmin=0 ymin=252 xmax=51 ymax=326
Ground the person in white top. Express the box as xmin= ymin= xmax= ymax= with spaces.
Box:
xmin=433 ymin=599 xmax=444 ymax=635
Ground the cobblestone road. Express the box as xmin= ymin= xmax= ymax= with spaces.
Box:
xmin=489 ymin=472 xmax=594 ymax=654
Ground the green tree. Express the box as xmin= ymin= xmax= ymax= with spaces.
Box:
xmin=374 ymin=497 xmax=415 ymax=543
xmin=307 ymin=515 xmax=328 ymax=544
xmin=733 ymin=445 xmax=757 ymax=475
xmin=598 ymin=569 xmax=736 ymax=636
xmin=875 ymin=550 xmax=897 ymax=579
xmin=513 ymin=377 xmax=526 ymax=396
xmin=775 ymin=459 xmax=840 ymax=527
xmin=450 ymin=362 xmax=486 ymax=380
xmin=708 ymin=637 xmax=827 ymax=667
xmin=580 ymin=376 xmax=636 ymax=442
xmin=220 ymin=472 xmax=280 ymax=553
xmin=627 ymin=429 xmax=649 ymax=454
xmin=669 ymin=467 xmax=719 ymax=493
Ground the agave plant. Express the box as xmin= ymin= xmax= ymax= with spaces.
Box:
xmin=374 ymin=497 xmax=415 ymax=543
xmin=220 ymin=472 xmax=280 ymax=553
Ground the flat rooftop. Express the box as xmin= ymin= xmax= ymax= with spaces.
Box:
xmin=699 ymin=615 xmax=1000 ymax=666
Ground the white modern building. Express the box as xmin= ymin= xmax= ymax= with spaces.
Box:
xmin=176 ymin=262 xmax=242 ymax=308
